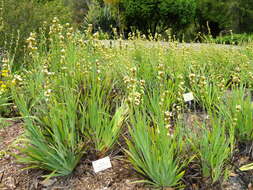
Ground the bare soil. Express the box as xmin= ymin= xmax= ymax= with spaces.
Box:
xmin=0 ymin=122 xmax=147 ymax=190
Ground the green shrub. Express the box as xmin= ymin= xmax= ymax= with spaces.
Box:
xmin=121 ymin=0 xmax=196 ymax=35
xmin=188 ymin=117 xmax=232 ymax=184
xmin=81 ymin=75 xmax=127 ymax=157
xmin=13 ymin=88 xmax=84 ymax=176
xmin=83 ymin=1 xmax=120 ymax=36
xmin=0 ymin=0 xmax=71 ymax=69
xmin=10 ymin=25 xmax=86 ymax=176
xmin=215 ymin=33 xmax=253 ymax=45
xmin=220 ymin=87 xmax=253 ymax=143
xmin=0 ymin=90 xmax=11 ymax=117
xmin=0 ymin=56 xmax=14 ymax=117
xmin=126 ymin=103 xmax=187 ymax=188
xmin=196 ymin=0 xmax=253 ymax=36
xmin=10 ymin=23 xmax=128 ymax=176
xmin=189 ymin=74 xmax=227 ymax=112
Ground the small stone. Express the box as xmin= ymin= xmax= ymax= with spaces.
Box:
xmin=4 ymin=176 xmax=16 ymax=189
xmin=39 ymin=178 xmax=57 ymax=187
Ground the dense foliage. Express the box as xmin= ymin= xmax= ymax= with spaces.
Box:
xmin=1 ymin=1 xmax=253 ymax=188
xmin=0 ymin=0 xmax=71 ymax=67
xmin=121 ymin=0 xmax=196 ymax=35
xmin=70 ymin=0 xmax=253 ymax=37
xmin=1 ymin=21 xmax=253 ymax=188
xmin=1 ymin=0 xmax=253 ymax=64
xmin=196 ymin=0 xmax=253 ymax=36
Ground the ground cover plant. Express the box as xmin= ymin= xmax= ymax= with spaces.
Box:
xmin=2 ymin=19 xmax=253 ymax=189
xmin=215 ymin=33 xmax=253 ymax=45
xmin=188 ymin=116 xmax=232 ymax=186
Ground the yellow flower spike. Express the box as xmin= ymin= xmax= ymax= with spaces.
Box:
xmin=11 ymin=79 xmax=16 ymax=85
xmin=1 ymin=84 xmax=7 ymax=88
xmin=2 ymin=73 xmax=8 ymax=77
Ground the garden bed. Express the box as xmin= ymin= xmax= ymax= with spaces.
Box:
xmin=1 ymin=123 xmax=145 ymax=190
xmin=1 ymin=22 xmax=253 ymax=189
xmin=0 ymin=120 xmax=252 ymax=190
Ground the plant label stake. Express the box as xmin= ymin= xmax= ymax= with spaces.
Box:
xmin=183 ymin=92 xmax=194 ymax=102
xmin=92 ymin=156 xmax=112 ymax=173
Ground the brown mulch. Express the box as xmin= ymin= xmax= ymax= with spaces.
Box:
xmin=0 ymin=122 xmax=147 ymax=190
xmin=0 ymin=116 xmax=251 ymax=190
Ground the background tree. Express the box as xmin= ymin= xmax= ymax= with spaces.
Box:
xmin=71 ymin=0 xmax=253 ymax=39
xmin=79 ymin=0 xmax=121 ymax=34
xmin=196 ymin=0 xmax=253 ymax=36
xmin=120 ymin=0 xmax=196 ymax=36
xmin=231 ymin=0 xmax=253 ymax=33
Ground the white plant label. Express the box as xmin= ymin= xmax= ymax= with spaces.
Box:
xmin=92 ymin=156 xmax=112 ymax=173
xmin=183 ymin=92 xmax=194 ymax=102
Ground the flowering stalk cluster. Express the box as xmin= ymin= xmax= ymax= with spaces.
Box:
xmin=49 ymin=17 xmax=63 ymax=36
xmin=164 ymin=110 xmax=173 ymax=136
xmin=124 ymin=67 xmax=144 ymax=106
xmin=26 ymin=32 xmax=38 ymax=56
xmin=175 ymin=74 xmax=185 ymax=112
xmin=231 ymin=67 xmax=241 ymax=86
xmin=95 ymin=60 xmax=102 ymax=82
xmin=157 ymin=63 xmax=165 ymax=86
xmin=0 ymin=57 xmax=10 ymax=93
xmin=248 ymin=72 xmax=253 ymax=88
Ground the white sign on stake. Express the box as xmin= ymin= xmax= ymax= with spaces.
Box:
xmin=183 ymin=92 xmax=194 ymax=102
xmin=92 ymin=156 xmax=112 ymax=173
